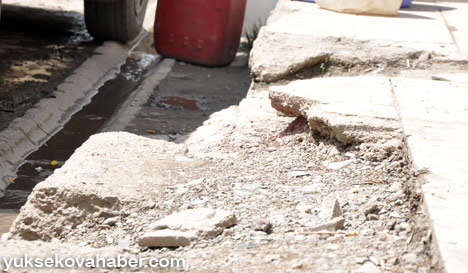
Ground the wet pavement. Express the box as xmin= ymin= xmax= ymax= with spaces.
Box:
xmin=0 ymin=3 xmax=98 ymax=132
xmin=126 ymin=61 xmax=251 ymax=139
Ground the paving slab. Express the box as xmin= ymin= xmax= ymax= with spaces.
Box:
xmin=391 ymin=78 xmax=468 ymax=273
xmin=250 ymin=0 xmax=468 ymax=82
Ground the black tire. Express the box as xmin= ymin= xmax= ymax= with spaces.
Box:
xmin=84 ymin=0 xmax=148 ymax=42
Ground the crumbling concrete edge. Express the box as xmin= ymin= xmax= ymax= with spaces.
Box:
xmin=103 ymin=58 xmax=176 ymax=132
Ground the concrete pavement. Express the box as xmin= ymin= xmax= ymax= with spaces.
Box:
xmin=252 ymin=1 xmax=468 ymax=272
xmin=250 ymin=0 xmax=468 ymax=82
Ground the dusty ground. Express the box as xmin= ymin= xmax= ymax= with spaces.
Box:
xmin=5 ymin=59 xmax=439 ymax=272
xmin=0 ymin=3 xmax=98 ymax=131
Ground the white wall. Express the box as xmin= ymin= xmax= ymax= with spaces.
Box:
xmin=243 ymin=0 xmax=279 ymax=34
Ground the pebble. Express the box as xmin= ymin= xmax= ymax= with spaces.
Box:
xmin=364 ymin=204 xmax=380 ymax=216
xmin=388 ymin=182 xmax=403 ymax=193
xmin=389 ymin=211 xmax=402 ymax=218
xmin=252 ymin=218 xmax=272 ymax=233
xmin=288 ymin=170 xmax=311 ymax=177
xmin=103 ymin=216 xmax=120 ymax=226
xmin=328 ymin=147 xmax=340 ymax=156
xmin=396 ymin=222 xmax=411 ymax=232
xmin=369 ymin=256 xmax=380 ymax=266
xmin=402 ymin=253 xmax=418 ymax=264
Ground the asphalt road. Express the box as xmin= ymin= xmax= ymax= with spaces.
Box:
xmin=0 ymin=1 xmax=99 ymax=132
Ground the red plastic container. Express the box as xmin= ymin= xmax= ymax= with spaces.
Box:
xmin=154 ymin=0 xmax=247 ymax=66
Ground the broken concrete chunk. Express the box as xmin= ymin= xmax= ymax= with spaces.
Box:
xmin=138 ymin=230 xmax=196 ymax=247
xmin=103 ymin=216 xmax=120 ymax=226
xmin=319 ymin=198 xmax=343 ymax=221
xmin=149 ymin=208 xmax=236 ymax=237
xmin=268 ymin=78 xmax=403 ymax=161
xmin=364 ymin=204 xmax=380 ymax=216
xmin=309 ymin=217 xmax=345 ymax=232
xmin=139 ymin=208 xmax=237 ymax=247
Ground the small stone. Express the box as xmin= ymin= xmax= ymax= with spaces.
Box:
xmin=129 ymin=213 xmax=138 ymax=218
xmin=1 ymin=233 xmax=10 ymax=242
xmin=139 ymin=230 xmax=196 ymax=247
xmin=387 ymin=161 xmax=400 ymax=170
xmin=386 ymin=257 xmax=398 ymax=265
xmin=103 ymin=217 xmax=120 ymax=226
xmin=328 ymin=146 xmax=340 ymax=157
xmin=292 ymin=263 xmax=304 ymax=269
xmin=389 ymin=211 xmax=402 ymax=218
xmin=106 ymin=236 xmax=114 ymax=244
xmin=387 ymin=220 xmax=397 ymax=230
xmin=367 ymin=214 xmax=379 ymax=221
xmin=149 ymin=208 xmax=237 ymax=237
xmin=396 ymin=222 xmax=411 ymax=232
xmin=288 ymin=171 xmax=311 ymax=178
xmin=265 ymin=147 xmax=277 ymax=152
xmin=354 ymin=261 xmax=382 ymax=273
xmin=402 ymin=253 xmax=418 ymax=264
xmin=253 ymin=218 xmax=272 ymax=233
xmin=388 ymin=182 xmax=403 ymax=193
xmin=326 ymin=159 xmax=353 ymax=170
xmin=242 ymin=183 xmax=262 ymax=191
xmin=186 ymin=178 xmax=204 ymax=186
xmin=319 ymin=198 xmax=343 ymax=220
xmin=369 ymin=256 xmax=380 ymax=266
xmin=364 ymin=204 xmax=380 ymax=216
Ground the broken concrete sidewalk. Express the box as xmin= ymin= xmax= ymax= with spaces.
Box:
xmin=269 ymin=75 xmax=468 ymax=273
xmin=270 ymin=77 xmax=403 ymax=160
xmin=250 ymin=0 xmax=468 ymax=82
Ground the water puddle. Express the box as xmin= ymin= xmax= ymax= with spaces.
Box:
xmin=159 ymin=96 xmax=201 ymax=111
xmin=0 ymin=51 xmax=160 ymax=233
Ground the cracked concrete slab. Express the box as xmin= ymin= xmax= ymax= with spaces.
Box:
xmin=250 ymin=0 xmax=468 ymax=82
xmin=390 ymin=78 xmax=468 ymax=273
xmin=269 ymin=77 xmax=403 ymax=159
xmin=9 ymin=132 xmax=190 ymax=241
xmin=268 ymin=75 xmax=468 ymax=273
